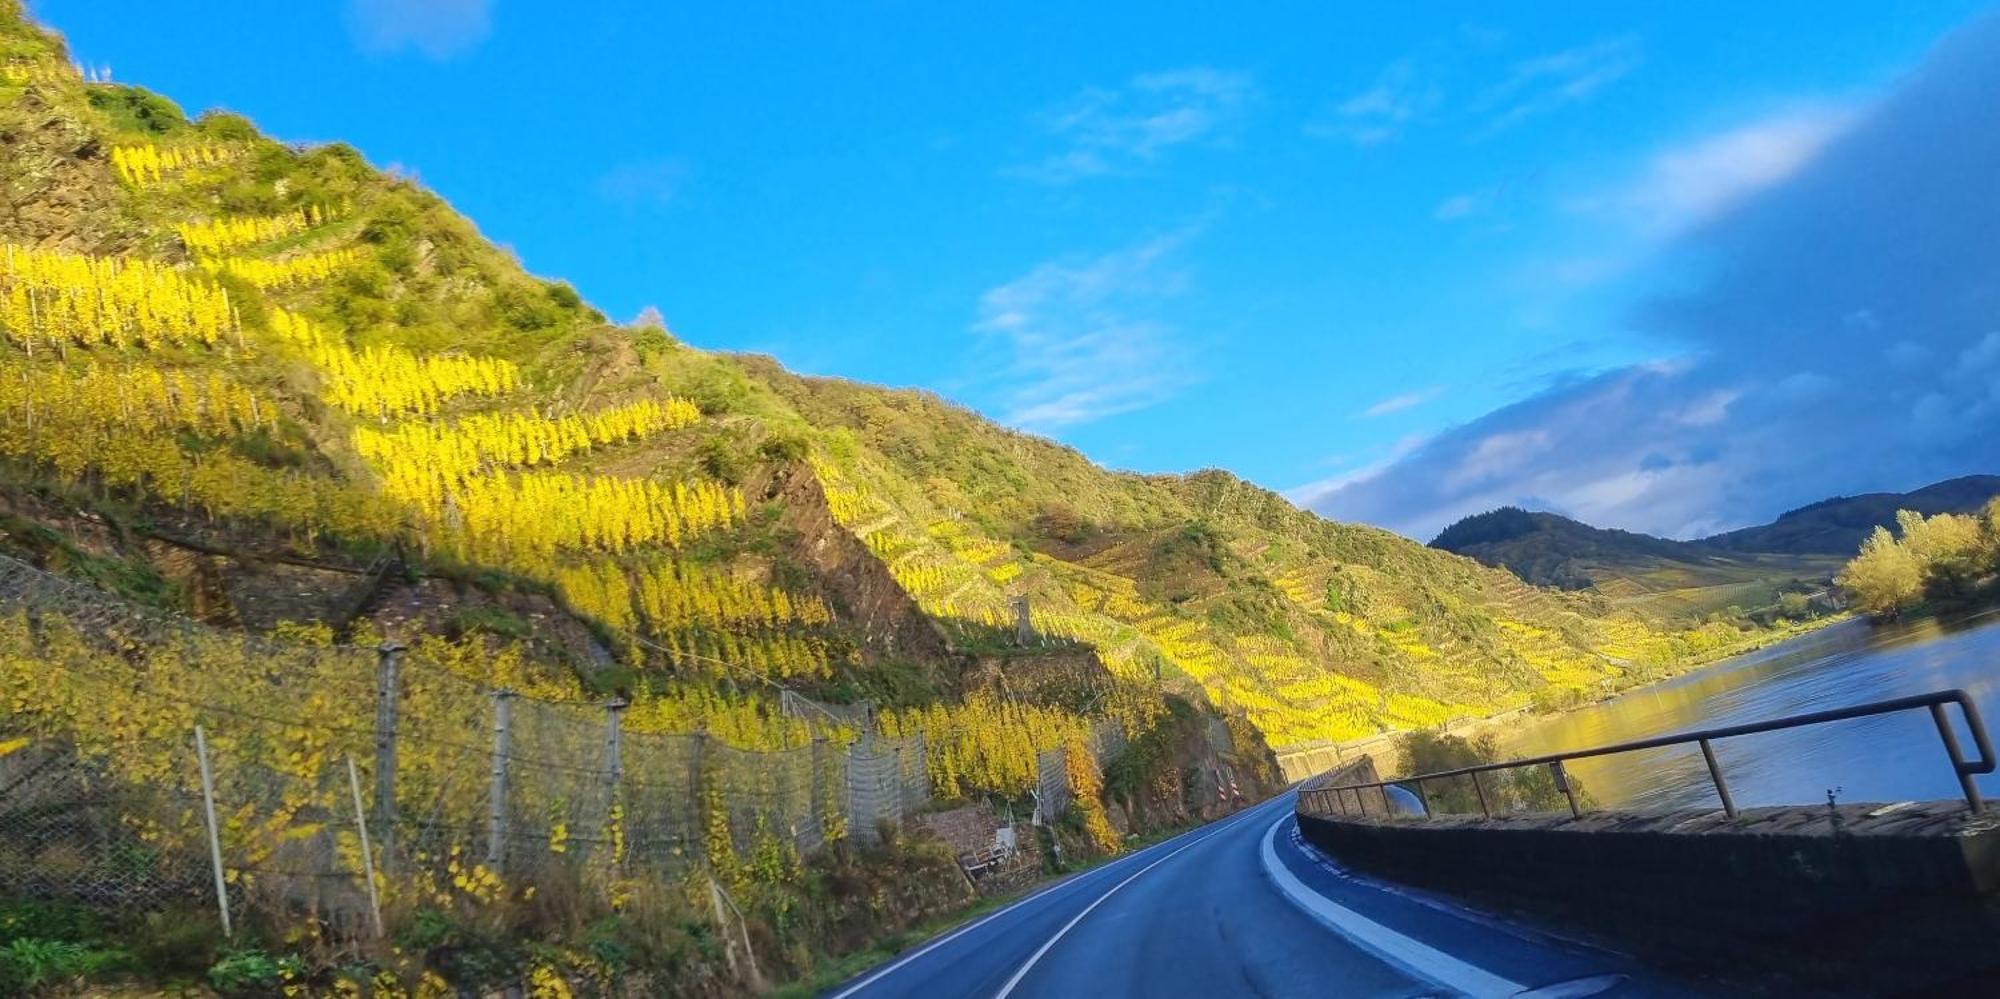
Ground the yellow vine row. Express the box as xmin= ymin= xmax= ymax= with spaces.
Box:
xmin=0 ymin=246 xmax=239 ymax=352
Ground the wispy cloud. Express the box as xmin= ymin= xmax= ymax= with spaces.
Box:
xmin=1472 ymin=36 xmax=1640 ymax=138
xmin=346 ymin=0 xmax=492 ymax=59
xmin=1310 ymin=59 xmax=1442 ymax=146
xmin=596 ymin=158 xmax=691 ymax=207
xmin=1572 ymin=105 xmax=1857 ymax=234
xmin=1432 ymin=194 xmax=1480 ymax=221
xmin=973 ymin=233 xmax=1200 ymax=430
xmin=1361 ymin=386 xmax=1446 ymax=417
xmin=1011 ymin=68 xmax=1254 ymax=183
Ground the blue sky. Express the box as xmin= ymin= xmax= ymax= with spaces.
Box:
xmin=31 ymin=1 xmax=2000 ymax=539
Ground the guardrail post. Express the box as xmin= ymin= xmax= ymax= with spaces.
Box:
xmin=1931 ymin=702 xmax=1985 ymax=813
xmin=1698 ymin=738 xmax=1738 ymax=818
xmin=1411 ymin=779 xmax=1430 ymax=818
xmin=1550 ymin=761 xmax=1581 ymax=818
xmin=1379 ymin=784 xmax=1392 ymax=815
xmin=1471 ymin=771 xmax=1491 ymax=818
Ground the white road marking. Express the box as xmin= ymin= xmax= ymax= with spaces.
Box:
xmin=1259 ymin=815 xmax=1527 ymax=998
xmin=832 ymin=798 xmax=1279 ymax=998
xmin=990 ymin=799 xmax=1283 ymax=998
xmin=826 ymin=858 xmax=1106 ymax=999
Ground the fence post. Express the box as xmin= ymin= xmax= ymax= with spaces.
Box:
xmin=193 ymin=726 xmax=233 ymax=939
xmin=808 ymin=735 xmax=827 ymax=846
xmin=345 ymin=754 xmax=385 ymax=938
xmin=1698 ymin=738 xmax=1738 ymax=818
xmin=1550 ymin=760 xmax=1581 ymax=818
xmin=604 ymin=698 xmax=626 ymax=872
xmin=486 ymin=689 xmax=515 ymax=871
xmin=689 ymin=730 xmax=709 ymax=859
xmin=373 ymin=642 xmax=403 ymax=861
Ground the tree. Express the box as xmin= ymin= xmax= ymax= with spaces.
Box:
xmin=1838 ymin=526 xmax=1924 ymax=617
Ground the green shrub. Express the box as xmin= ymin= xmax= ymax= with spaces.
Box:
xmin=207 ymin=948 xmax=302 ymax=995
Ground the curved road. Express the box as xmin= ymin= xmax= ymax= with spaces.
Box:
xmin=829 ymin=793 xmax=1703 ymax=998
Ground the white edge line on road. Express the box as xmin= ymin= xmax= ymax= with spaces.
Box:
xmin=824 ymin=857 xmax=1100 ymax=999
xmin=1259 ymin=814 xmax=1524 ymax=999
xmin=829 ymin=799 xmax=1275 ymax=999
xmin=990 ymin=799 xmax=1282 ymax=999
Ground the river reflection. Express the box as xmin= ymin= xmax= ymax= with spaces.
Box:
xmin=1495 ymin=608 xmax=2000 ymax=810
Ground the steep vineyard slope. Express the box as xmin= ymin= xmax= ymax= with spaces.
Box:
xmin=0 ymin=1 xmax=1750 ymax=779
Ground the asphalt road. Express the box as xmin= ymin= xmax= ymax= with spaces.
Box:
xmin=828 ymin=793 xmax=1702 ymax=998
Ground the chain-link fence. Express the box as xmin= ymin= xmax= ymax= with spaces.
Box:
xmin=0 ymin=552 xmax=933 ymax=937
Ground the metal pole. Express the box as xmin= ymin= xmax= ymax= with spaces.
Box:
xmin=1380 ymin=783 xmax=1393 ymax=815
xmin=1551 ymin=761 xmax=1581 ymax=818
xmin=193 ymin=726 xmax=232 ymax=939
xmin=1698 ymin=738 xmax=1738 ymax=818
xmin=1930 ymin=703 xmax=1984 ymax=813
xmin=605 ymin=698 xmax=627 ymax=870
xmin=373 ymin=642 xmax=403 ymax=862
xmin=486 ymin=689 xmax=514 ymax=870
xmin=345 ymin=755 xmax=385 ymax=938
xmin=690 ymin=730 xmax=710 ymax=856
xmin=1471 ymin=771 xmax=1491 ymax=818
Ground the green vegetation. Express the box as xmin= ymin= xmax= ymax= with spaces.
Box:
xmin=1395 ymin=729 xmax=1589 ymax=814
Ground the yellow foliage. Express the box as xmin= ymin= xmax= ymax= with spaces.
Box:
xmin=0 ymin=245 xmax=239 ymax=352
xmin=446 ymin=471 xmax=745 ymax=563
xmin=199 ymin=246 xmax=364 ymax=290
xmin=310 ymin=342 xmax=519 ymax=418
xmin=354 ymin=396 xmax=701 ymax=507
xmin=108 ymin=142 xmax=244 ymax=186
xmin=176 ymin=203 xmax=340 ymax=255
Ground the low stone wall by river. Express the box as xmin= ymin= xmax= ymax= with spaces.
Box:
xmin=1297 ymin=800 xmax=2000 ymax=992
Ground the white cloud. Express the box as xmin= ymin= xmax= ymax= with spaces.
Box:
xmin=1310 ymin=59 xmax=1441 ymax=146
xmin=1432 ymin=194 xmax=1479 ymax=221
xmin=1473 ymin=36 xmax=1639 ymax=138
xmin=596 ymin=158 xmax=690 ymax=206
xmin=1361 ymin=386 xmax=1445 ymax=418
xmin=1582 ymin=105 xmax=1856 ymax=233
xmin=347 ymin=0 xmax=492 ymax=59
xmin=973 ymin=234 xmax=1199 ymax=430
xmin=1014 ymin=68 xmax=1253 ymax=182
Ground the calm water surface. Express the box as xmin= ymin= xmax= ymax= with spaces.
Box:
xmin=1495 ymin=608 xmax=2000 ymax=810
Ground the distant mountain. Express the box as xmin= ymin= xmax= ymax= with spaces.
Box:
xmin=1703 ymin=475 xmax=2000 ymax=555
xmin=1430 ymin=508 xmax=1703 ymax=590
xmin=1430 ymin=476 xmax=2000 ymax=620
xmin=1430 ymin=507 xmax=1838 ymax=620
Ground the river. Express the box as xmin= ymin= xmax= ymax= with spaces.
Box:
xmin=1493 ymin=608 xmax=2000 ymax=810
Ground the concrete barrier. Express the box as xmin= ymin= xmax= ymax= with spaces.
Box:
xmin=1297 ymin=801 xmax=2000 ymax=992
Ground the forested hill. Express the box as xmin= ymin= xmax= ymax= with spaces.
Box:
xmin=0 ymin=0 xmax=1751 ymax=783
xmin=1704 ymin=475 xmax=2000 ymax=555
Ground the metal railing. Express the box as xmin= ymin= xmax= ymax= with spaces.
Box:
xmin=1300 ymin=689 xmax=1996 ymax=821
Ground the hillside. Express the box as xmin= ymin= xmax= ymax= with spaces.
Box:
xmin=0 ymin=4 xmax=1756 ymax=763
xmin=1705 ymin=474 xmax=2000 ymax=555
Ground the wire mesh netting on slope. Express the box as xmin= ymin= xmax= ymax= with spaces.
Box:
xmin=0 ymin=551 xmax=937 ymax=933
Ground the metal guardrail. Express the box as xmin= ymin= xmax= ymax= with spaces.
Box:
xmin=1300 ymin=688 xmax=1996 ymax=820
